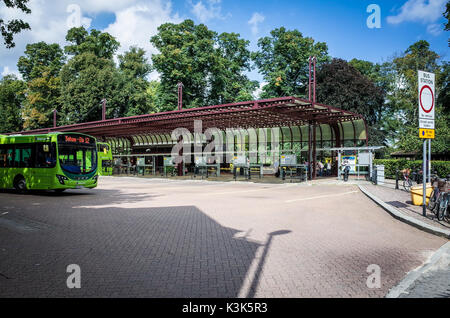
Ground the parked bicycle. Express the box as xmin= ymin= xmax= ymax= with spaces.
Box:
xmin=435 ymin=175 xmax=450 ymax=222
xmin=428 ymin=172 xmax=440 ymax=212
xmin=402 ymin=168 xmax=415 ymax=191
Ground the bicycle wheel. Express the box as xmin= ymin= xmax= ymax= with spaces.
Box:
xmin=403 ymin=179 xmax=412 ymax=191
xmin=428 ymin=189 xmax=437 ymax=212
xmin=441 ymin=195 xmax=449 ymax=223
xmin=437 ymin=194 xmax=448 ymax=221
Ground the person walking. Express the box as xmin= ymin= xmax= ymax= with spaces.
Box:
xmin=326 ymin=161 xmax=331 ymax=176
xmin=317 ymin=161 xmax=324 ymax=177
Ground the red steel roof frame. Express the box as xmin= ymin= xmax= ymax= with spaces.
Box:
xmin=9 ymin=96 xmax=367 ymax=143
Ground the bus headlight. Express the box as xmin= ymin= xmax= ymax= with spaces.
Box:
xmin=93 ymin=175 xmax=98 ymax=183
xmin=56 ymin=174 xmax=68 ymax=185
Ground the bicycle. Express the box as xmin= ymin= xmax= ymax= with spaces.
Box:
xmin=436 ymin=176 xmax=450 ymax=222
xmin=402 ymin=169 xmax=415 ymax=191
xmin=428 ymin=173 xmax=440 ymax=212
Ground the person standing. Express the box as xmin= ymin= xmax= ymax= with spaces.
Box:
xmin=317 ymin=161 xmax=324 ymax=177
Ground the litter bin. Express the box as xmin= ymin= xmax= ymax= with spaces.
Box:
xmin=411 ymin=184 xmax=432 ymax=206
xmin=375 ymin=165 xmax=385 ymax=185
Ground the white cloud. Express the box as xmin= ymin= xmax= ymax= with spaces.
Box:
xmin=426 ymin=23 xmax=443 ymax=35
xmin=0 ymin=0 xmax=181 ymax=80
xmin=190 ymin=0 xmax=228 ymax=23
xmin=252 ymin=82 xmax=267 ymax=99
xmin=104 ymin=0 xmax=182 ymax=81
xmin=0 ymin=0 xmax=96 ymax=78
xmin=387 ymin=0 xmax=446 ymax=24
xmin=1 ymin=66 xmax=22 ymax=79
xmin=248 ymin=12 xmax=265 ymax=35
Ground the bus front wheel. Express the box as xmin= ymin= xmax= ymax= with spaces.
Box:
xmin=13 ymin=175 xmax=27 ymax=193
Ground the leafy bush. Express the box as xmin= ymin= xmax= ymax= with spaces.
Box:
xmin=373 ymin=159 xmax=450 ymax=178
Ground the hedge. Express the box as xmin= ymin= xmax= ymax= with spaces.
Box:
xmin=373 ymin=159 xmax=450 ymax=178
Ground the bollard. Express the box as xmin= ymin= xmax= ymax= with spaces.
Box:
xmin=395 ymin=170 xmax=399 ymax=190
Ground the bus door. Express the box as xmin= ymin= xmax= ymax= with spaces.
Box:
xmin=0 ymin=146 xmax=8 ymax=187
xmin=34 ymin=143 xmax=56 ymax=188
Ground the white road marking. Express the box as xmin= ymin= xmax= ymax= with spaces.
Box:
xmin=209 ymin=184 xmax=297 ymax=196
xmin=285 ymin=190 xmax=359 ymax=203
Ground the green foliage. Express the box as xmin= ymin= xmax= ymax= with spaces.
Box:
xmin=16 ymin=42 xmax=65 ymax=130
xmin=151 ymin=19 xmax=257 ymax=111
xmin=65 ymin=27 xmax=120 ymax=59
xmin=17 ymin=42 xmax=65 ymax=130
xmin=388 ymin=41 xmax=449 ymax=154
xmin=117 ymin=47 xmax=153 ymax=116
xmin=392 ymin=41 xmax=441 ymax=122
xmin=60 ymin=52 xmax=122 ymax=123
xmin=0 ymin=0 xmax=31 ymax=48
xmin=17 ymin=42 xmax=65 ymax=81
xmin=374 ymin=159 xmax=450 ymax=178
xmin=315 ymin=58 xmax=386 ymax=146
xmin=59 ymin=27 xmax=127 ymax=123
xmin=437 ymin=61 xmax=450 ymax=115
xmin=22 ymin=69 xmax=61 ymax=130
xmin=0 ymin=75 xmax=26 ymax=132
xmin=252 ymin=27 xmax=329 ymax=98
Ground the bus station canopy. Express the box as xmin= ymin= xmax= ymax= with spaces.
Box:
xmin=13 ymin=97 xmax=368 ymax=147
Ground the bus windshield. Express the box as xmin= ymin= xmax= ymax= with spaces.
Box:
xmin=57 ymin=134 xmax=97 ymax=175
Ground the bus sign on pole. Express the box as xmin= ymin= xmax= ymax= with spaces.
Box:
xmin=418 ymin=71 xmax=435 ymax=131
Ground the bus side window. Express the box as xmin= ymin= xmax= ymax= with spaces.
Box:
xmin=6 ymin=148 xmax=14 ymax=168
xmin=35 ymin=143 xmax=56 ymax=168
xmin=17 ymin=145 xmax=33 ymax=168
xmin=0 ymin=146 xmax=6 ymax=167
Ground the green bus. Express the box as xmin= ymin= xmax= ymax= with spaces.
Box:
xmin=97 ymin=142 xmax=113 ymax=176
xmin=0 ymin=132 xmax=98 ymax=192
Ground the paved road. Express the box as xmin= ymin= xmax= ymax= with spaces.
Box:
xmin=0 ymin=177 xmax=447 ymax=298
xmin=399 ymin=248 xmax=450 ymax=298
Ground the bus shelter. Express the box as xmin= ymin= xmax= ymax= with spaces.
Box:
xmin=8 ymin=97 xmax=368 ymax=180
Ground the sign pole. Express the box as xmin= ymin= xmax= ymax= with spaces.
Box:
xmin=428 ymin=139 xmax=431 ymax=182
xmin=423 ymin=140 xmax=427 ymax=217
xmin=418 ymin=70 xmax=435 ymax=217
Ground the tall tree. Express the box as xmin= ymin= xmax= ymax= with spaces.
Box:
xmin=252 ymin=27 xmax=329 ymax=98
xmin=392 ymin=41 xmax=441 ymax=122
xmin=150 ymin=19 xmax=256 ymax=111
xmin=0 ymin=75 xmax=25 ymax=133
xmin=17 ymin=41 xmax=65 ymax=81
xmin=0 ymin=0 xmax=31 ymax=48
xmin=316 ymin=58 xmax=386 ymax=146
xmin=390 ymin=40 xmax=448 ymax=154
xmin=64 ymin=27 xmax=119 ymax=59
xmin=117 ymin=47 xmax=153 ymax=116
xmin=60 ymin=27 xmax=122 ymax=124
xmin=17 ymin=42 xmax=65 ymax=130
xmin=208 ymin=32 xmax=258 ymax=105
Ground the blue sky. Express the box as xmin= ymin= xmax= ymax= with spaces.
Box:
xmin=1 ymin=0 xmax=448 ymax=82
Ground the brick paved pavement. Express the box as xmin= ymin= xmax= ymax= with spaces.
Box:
xmin=398 ymin=245 xmax=450 ymax=298
xmin=0 ymin=177 xmax=447 ymax=298
xmin=364 ymin=183 xmax=450 ymax=232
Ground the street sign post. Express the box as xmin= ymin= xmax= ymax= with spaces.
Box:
xmin=418 ymin=71 xmax=435 ymax=217
xmin=418 ymin=71 xmax=435 ymax=130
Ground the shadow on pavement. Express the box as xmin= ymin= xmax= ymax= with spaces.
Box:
xmin=0 ymin=205 xmax=286 ymax=298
